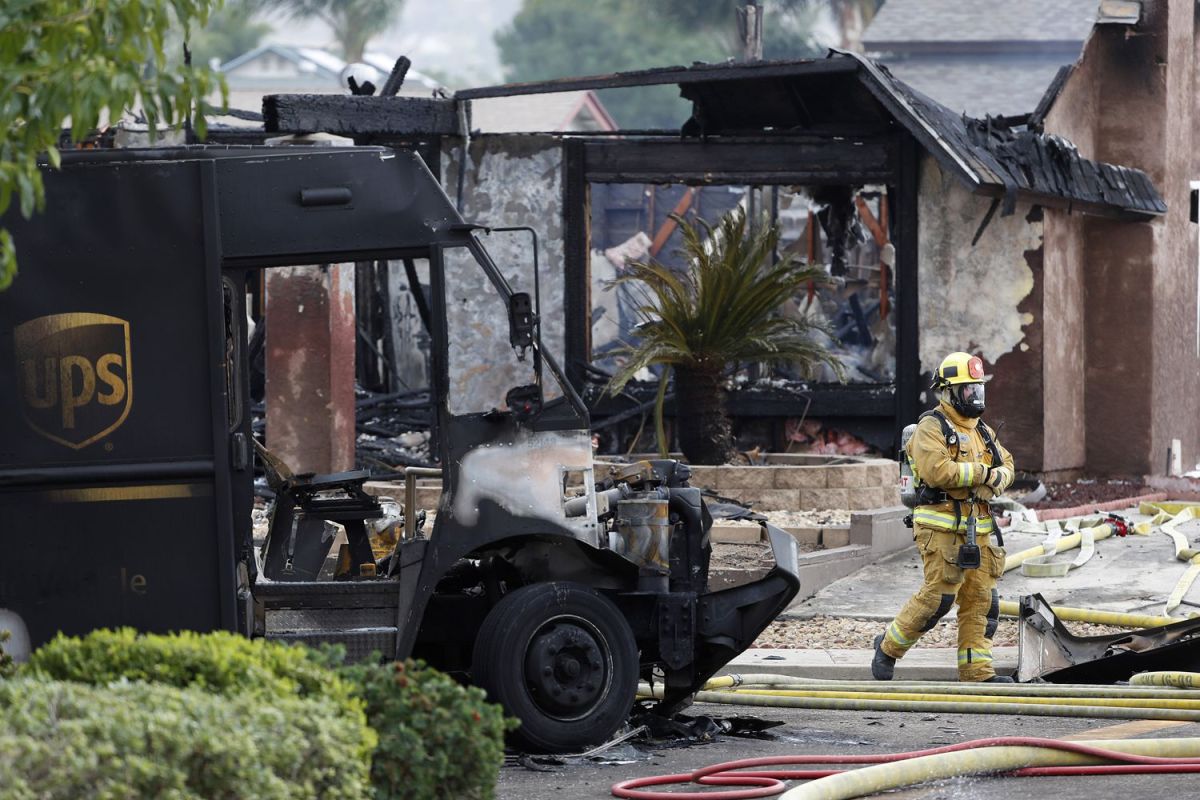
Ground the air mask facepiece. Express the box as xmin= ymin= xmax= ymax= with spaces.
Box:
xmin=950 ymin=382 xmax=986 ymax=418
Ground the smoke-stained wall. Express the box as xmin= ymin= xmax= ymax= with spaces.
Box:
xmin=438 ymin=135 xmax=567 ymax=406
xmin=917 ymin=156 xmax=1046 ymax=470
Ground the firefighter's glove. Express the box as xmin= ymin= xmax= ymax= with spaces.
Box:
xmin=985 ymin=466 xmax=1012 ymax=493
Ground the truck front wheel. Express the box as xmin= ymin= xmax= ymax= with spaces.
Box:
xmin=471 ymin=581 xmax=638 ymax=753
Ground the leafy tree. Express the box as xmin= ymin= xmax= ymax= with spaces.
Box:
xmin=0 ymin=0 xmax=223 ymax=291
xmin=496 ymin=0 xmax=722 ymax=129
xmin=190 ymin=0 xmax=273 ymax=67
xmin=608 ymin=209 xmax=843 ymax=464
xmin=256 ymin=0 xmax=406 ymax=63
xmin=496 ymin=0 xmax=827 ymax=128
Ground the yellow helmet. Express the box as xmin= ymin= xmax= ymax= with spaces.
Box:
xmin=933 ymin=352 xmax=990 ymax=418
xmin=932 ymin=351 xmax=989 ymax=389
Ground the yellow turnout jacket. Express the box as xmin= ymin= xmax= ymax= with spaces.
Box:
xmin=909 ymin=401 xmax=1015 ymax=534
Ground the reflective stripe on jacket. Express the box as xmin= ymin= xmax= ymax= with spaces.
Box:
xmin=910 ymin=401 xmax=1015 ymax=532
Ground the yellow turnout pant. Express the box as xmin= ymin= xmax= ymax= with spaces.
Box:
xmin=880 ymin=523 xmax=1006 ymax=681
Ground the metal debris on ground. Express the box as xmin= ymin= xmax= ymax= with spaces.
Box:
xmin=353 ymin=387 xmax=436 ymax=475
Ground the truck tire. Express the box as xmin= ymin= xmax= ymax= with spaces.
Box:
xmin=471 ymin=581 xmax=638 ymax=753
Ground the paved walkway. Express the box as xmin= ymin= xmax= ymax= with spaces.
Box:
xmin=724 ymin=646 xmax=1018 ymax=681
xmin=790 ymin=504 xmax=1198 ymax=619
xmin=718 ymin=502 xmax=1200 ymax=682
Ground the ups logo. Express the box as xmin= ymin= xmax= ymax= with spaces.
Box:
xmin=14 ymin=313 xmax=132 ymax=450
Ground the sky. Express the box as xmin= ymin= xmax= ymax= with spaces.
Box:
xmin=259 ymin=0 xmax=524 ymax=87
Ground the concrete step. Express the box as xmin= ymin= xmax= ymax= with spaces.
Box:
xmin=793 ymin=544 xmax=875 ymax=603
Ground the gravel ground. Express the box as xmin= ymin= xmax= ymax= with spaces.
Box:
xmin=1029 ymin=479 xmax=1150 ymax=510
xmin=715 ymin=509 xmax=852 ymax=528
xmin=752 ymin=614 xmax=1130 ymax=649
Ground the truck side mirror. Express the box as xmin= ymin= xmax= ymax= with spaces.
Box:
xmin=508 ymin=292 xmax=535 ymax=360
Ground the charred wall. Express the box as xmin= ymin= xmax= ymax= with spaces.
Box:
xmin=438 ymin=134 xmax=567 ymax=402
xmin=917 ymin=157 xmax=1044 ymax=469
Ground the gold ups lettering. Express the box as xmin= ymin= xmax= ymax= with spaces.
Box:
xmin=14 ymin=313 xmax=133 ymax=449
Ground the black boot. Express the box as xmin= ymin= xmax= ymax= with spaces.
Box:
xmin=984 ymin=675 xmax=1015 ymax=683
xmin=872 ymin=634 xmax=896 ymax=681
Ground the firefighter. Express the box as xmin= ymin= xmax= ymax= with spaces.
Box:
xmin=874 ymin=352 xmax=1015 ymax=682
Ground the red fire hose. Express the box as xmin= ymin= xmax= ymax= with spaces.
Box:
xmin=611 ymin=736 xmax=1200 ymax=800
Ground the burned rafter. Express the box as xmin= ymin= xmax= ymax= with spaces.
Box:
xmin=263 ymin=94 xmax=461 ymax=136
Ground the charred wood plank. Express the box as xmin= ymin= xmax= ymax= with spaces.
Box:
xmin=589 ymin=382 xmax=895 ymax=419
xmin=264 ymin=95 xmax=461 ymax=135
xmin=583 ymin=138 xmax=897 ymax=184
xmin=457 ymin=57 xmax=857 ymax=100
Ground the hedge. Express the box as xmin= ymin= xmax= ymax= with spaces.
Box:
xmin=25 ymin=628 xmax=361 ymax=721
xmin=9 ymin=630 xmax=512 ymax=800
xmin=342 ymin=660 xmax=515 ymax=800
xmin=0 ymin=630 xmax=12 ymax=679
xmin=0 ymin=677 xmax=373 ymax=800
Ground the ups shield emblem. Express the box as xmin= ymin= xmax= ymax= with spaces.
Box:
xmin=14 ymin=313 xmax=133 ymax=449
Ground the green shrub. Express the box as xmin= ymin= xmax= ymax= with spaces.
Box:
xmin=0 ymin=630 xmax=13 ymax=679
xmin=342 ymin=660 xmax=515 ymax=800
xmin=0 ymin=677 xmax=372 ymax=800
xmin=25 ymin=628 xmax=360 ymax=719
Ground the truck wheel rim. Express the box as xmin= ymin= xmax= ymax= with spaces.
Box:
xmin=523 ymin=614 xmax=613 ymax=721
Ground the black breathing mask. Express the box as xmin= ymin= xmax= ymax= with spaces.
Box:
xmin=951 ymin=382 xmax=986 ymax=418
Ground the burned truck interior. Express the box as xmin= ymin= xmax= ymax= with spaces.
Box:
xmin=0 ymin=145 xmax=800 ymax=752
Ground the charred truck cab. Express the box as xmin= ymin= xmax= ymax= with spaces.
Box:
xmin=0 ymin=146 xmax=800 ymax=751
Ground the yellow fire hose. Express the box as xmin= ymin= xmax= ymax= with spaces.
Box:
xmin=994 ymin=599 xmax=1177 ymax=627
xmin=1002 ymin=518 xmax=1136 ymax=575
xmin=721 ymin=687 xmax=1200 ymax=711
xmin=644 ymin=671 xmax=1200 ymax=721
xmin=777 ymin=737 xmax=1200 ymax=800
xmin=704 ymin=673 xmax=1200 ymax=699
xmin=1148 ymin=506 xmax=1200 ymax=616
xmin=1002 ymin=503 xmax=1200 ymax=621
xmin=620 ymin=504 xmax=1200 ymax=799
xmin=641 ymin=681 xmax=1200 ymax=722
xmin=1131 ymin=671 xmax=1200 ymax=690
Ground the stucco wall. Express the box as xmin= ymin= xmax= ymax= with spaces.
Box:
xmin=1040 ymin=27 xmax=1099 ymax=476
xmin=917 ymin=156 xmax=1044 ymax=469
xmin=439 ymin=135 xmax=568 ymax=405
xmin=1154 ymin=0 xmax=1199 ymax=476
xmin=917 ymin=158 xmax=1040 ymax=372
xmin=1044 ymin=1 xmax=1200 ymax=476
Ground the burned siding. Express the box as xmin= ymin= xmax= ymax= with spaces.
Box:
xmin=917 ymin=157 xmax=1040 ymax=374
xmin=440 ymin=135 xmax=567 ymax=404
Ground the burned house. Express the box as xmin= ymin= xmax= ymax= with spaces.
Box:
xmin=244 ymin=2 xmax=1195 ymax=478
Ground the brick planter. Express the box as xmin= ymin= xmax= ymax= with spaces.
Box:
xmin=686 ymin=457 xmax=900 ymax=511
xmin=363 ymin=456 xmax=902 ymax=514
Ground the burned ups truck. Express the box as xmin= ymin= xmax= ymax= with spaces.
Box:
xmin=0 ymin=146 xmax=799 ymax=751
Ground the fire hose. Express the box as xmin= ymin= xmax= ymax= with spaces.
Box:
xmin=619 ymin=675 xmax=1200 ymax=798
xmin=1002 ymin=504 xmax=1200 ymax=620
xmin=639 ymin=674 xmax=1200 ymax=721
xmin=611 ymin=736 xmax=1200 ymax=800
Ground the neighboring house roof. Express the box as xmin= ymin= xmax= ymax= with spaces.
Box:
xmin=458 ymin=51 xmax=1165 ymax=221
xmin=865 ymin=0 xmax=1098 ymax=44
xmin=219 ymin=44 xmax=440 ymax=92
xmin=862 ymin=0 xmax=1101 ymax=117
xmin=469 ymin=91 xmax=617 ymax=133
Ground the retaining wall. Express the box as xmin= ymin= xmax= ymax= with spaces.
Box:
xmin=688 ymin=458 xmax=901 ymax=511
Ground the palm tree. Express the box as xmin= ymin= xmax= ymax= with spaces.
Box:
xmin=608 ymin=208 xmax=843 ymax=465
